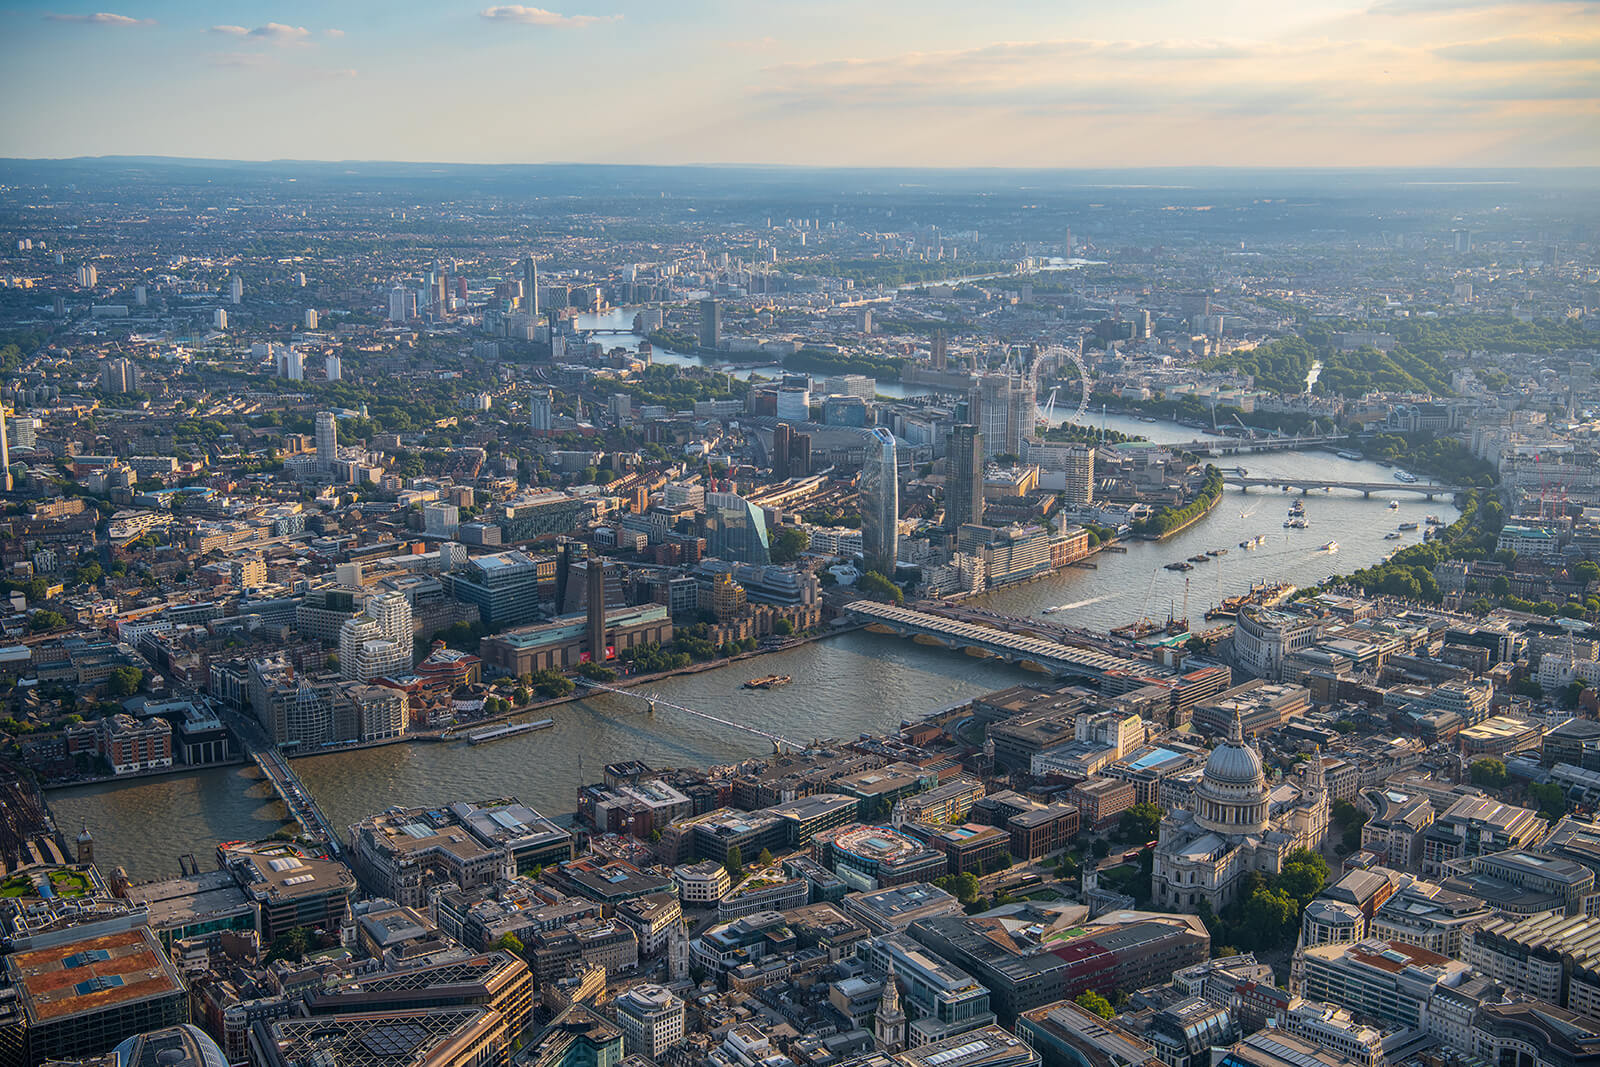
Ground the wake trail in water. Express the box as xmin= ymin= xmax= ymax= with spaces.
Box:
xmin=1051 ymin=593 xmax=1118 ymax=611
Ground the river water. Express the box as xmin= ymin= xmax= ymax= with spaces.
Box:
xmin=49 ymin=335 xmax=1458 ymax=880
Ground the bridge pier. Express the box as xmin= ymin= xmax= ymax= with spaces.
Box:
xmin=1363 ymin=491 xmax=1371 ymax=499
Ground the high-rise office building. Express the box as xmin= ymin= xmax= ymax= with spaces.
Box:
xmin=699 ymin=298 xmax=722 ymax=350
xmin=945 ymin=424 xmax=984 ymax=533
xmin=304 ymin=308 xmax=319 ymax=330
xmin=315 ymin=411 xmax=338 ymax=470
xmin=860 ymin=428 xmax=899 ymax=575
xmin=0 ymin=403 xmax=11 ymax=493
xmin=791 ymin=432 xmax=811 ymax=478
xmin=424 ymin=503 xmax=460 ymax=537
xmin=523 ymin=255 xmax=540 ymax=319
xmin=971 ymin=373 xmax=1035 ymax=460
xmin=76 ymin=263 xmax=97 ymax=288
xmin=705 ymin=492 xmax=771 ymax=565
xmin=529 ymin=388 xmax=554 ymax=433
xmin=213 ymin=308 xmax=228 ymax=329
xmin=931 ymin=330 xmax=948 ymax=371
xmin=100 ymin=358 xmax=139 ymax=394
xmin=389 ymin=286 xmax=408 ymax=323
xmin=230 ymin=274 xmax=244 ymax=304
xmin=324 ymin=352 xmax=341 ymax=381
xmin=773 ymin=423 xmax=792 ymax=479
xmin=587 ymin=555 xmax=609 ymax=663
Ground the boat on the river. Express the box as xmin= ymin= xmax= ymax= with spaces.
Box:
xmin=1206 ymin=548 xmax=1227 ymax=557
xmin=1188 ymin=555 xmax=1210 ymax=564
xmin=467 ymin=719 xmax=554 ymax=745
xmin=1388 ymin=500 xmax=1400 ymax=510
xmin=1394 ymin=470 xmax=1419 ymax=483
xmin=1165 ymin=561 xmax=1194 ymax=572
xmin=1239 ymin=534 xmax=1266 ymax=549
xmin=1337 ymin=450 xmax=1363 ymax=461
xmin=1398 ymin=522 xmax=1419 ymax=531
xmin=1384 ymin=531 xmax=1402 ymax=540
xmin=1319 ymin=541 xmax=1339 ymax=553
xmin=1284 ymin=517 xmax=1309 ymax=529
xmin=1426 ymin=515 xmax=1445 ymax=526
xmin=1288 ymin=500 xmax=1306 ymax=516
xmin=744 ymin=675 xmax=792 ymax=690
xmin=1205 ymin=581 xmax=1296 ymax=620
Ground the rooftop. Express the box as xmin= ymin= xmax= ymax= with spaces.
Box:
xmin=4 ymin=926 xmax=184 ymax=1024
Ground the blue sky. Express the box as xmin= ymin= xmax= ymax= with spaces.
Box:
xmin=2 ymin=0 xmax=1596 ymax=166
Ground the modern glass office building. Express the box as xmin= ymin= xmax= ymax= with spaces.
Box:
xmin=860 ymin=428 xmax=899 ymax=574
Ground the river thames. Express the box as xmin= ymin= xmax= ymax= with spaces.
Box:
xmin=46 ymin=339 xmax=1459 ymax=880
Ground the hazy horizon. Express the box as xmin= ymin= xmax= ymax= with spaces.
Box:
xmin=2 ymin=0 xmax=1595 ymax=168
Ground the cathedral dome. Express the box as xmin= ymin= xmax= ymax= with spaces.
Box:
xmin=1203 ymin=737 xmax=1264 ymax=786
xmin=1192 ymin=709 xmax=1270 ymax=835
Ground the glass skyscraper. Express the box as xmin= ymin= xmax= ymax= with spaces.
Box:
xmin=860 ymin=428 xmax=899 ymax=575
xmin=706 ymin=492 xmax=771 ymax=565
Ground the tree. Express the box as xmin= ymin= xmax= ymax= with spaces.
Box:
xmin=1564 ymin=681 xmax=1589 ymax=709
xmin=494 ymin=932 xmax=524 ymax=955
xmin=107 ymin=667 xmax=143 ymax=698
xmin=1529 ymin=782 xmax=1568 ymax=821
xmin=265 ymin=926 xmax=312 ymax=964
xmin=1470 ymin=758 xmax=1510 ymax=789
xmin=1091 ymin=838 xmax=1110 ymax=859
xmin=756 ymin=847 xmax=775 ymax=868
xmin=1117 ymin=803 xmax=1162 ymax=843
xmin=1241 ymin=885 xmax=1297 ymax=949
xmin=952 ymin=871 xmax=981 ymax=903
xmin=1075 ymin=991 xmax=1115 ymax=1019
xmin=724 ymin=845 xmax=744 ymax=885
xmin=858 ymin=570 xmax=903 ymax=604
xmin=1278 ymin=848 xmax=1329 ymax=905
xmin=770 ymin=527 xmax=810 ymax=564
xmin=30 ymin=610 xmax=67 ymax=632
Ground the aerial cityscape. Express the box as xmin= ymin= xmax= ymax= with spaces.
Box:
xmin=0 ymin=4 xmax=1598 ymax=1066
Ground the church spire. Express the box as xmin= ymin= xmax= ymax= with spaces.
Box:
xmin=875 ymin=960 xmax=906 ymax=1052
xmin=880 ymin=960 xmax=901 ymax=1017
xmin=1228 ymin=706 xmax=1244 ymax=746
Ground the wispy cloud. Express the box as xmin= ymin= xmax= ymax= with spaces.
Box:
xmin=1433 ymin=33 xmax=1600 ymax=61
xmin=43 ymin=11 xmax=152 ymax=25
xmin=325 ymin=28 xmax=344 ymax=39
xmin=479 ymin=6 xmax=621 ymax=28
xmin=1367 ymin=0 xmax=1592 ymax=14
xmin=209 ymin=22 xmax=314 ymax=45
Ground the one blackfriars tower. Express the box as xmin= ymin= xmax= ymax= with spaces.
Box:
xmin=860 ymin=428 xmax=899 ymax=576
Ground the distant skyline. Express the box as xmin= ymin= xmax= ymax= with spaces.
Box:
xmin=2 ymin=0 xmax=1596 ymax=167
